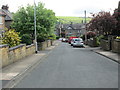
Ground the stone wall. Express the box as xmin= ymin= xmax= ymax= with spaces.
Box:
xmin=38 ymin=40 xmax=54 ymax=51
xmin=87 ymin=38 xmax=98 ymax=47
xmin=112 ymin=39 xmax=120 ymax=53
xmin=100 ymin=39 xmax=111 ymax=51
xmin=0 ymin=44 xmax=35 ymax=68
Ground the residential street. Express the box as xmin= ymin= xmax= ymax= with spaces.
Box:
xmin=13 ymin=42 xmax=118 ymax=88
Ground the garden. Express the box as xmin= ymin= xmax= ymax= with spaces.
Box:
xmin=83 ymin=1 xmax=120 ymax=53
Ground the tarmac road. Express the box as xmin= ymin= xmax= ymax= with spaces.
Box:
xmin=13 ymin=42 xmax=118 ymax=88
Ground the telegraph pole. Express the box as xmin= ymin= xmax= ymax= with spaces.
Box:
xmin=84 ymin=10 xmax=87 ymax=44
xmin=34 ymin=0 xmax=38 ymax=53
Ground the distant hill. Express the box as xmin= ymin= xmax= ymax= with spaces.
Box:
xmin=56 ymin=16 xmax=91 ymax=24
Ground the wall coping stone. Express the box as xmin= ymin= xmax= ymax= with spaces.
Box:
xmin=0 ymin=44 xmax=8 ymax=48
xmin=9 ymin=44 xmax=26 ymax=51
xmin=26 ymin=44 xmax=34 ymax=49
xmin=114 ymin=39 xmax=120 ymax=42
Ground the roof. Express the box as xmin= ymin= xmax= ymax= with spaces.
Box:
xmin=62 ymin=23 xmax=84 ymax=30
xmin=0 ymin=9 xmax=13 ymax=21
xmin=0 ymin=9 xmax=6 ymax=16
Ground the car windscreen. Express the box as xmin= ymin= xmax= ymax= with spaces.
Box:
xmin=74 ymin=39 xmax=83 ymax=41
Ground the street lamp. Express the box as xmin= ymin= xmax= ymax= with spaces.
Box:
xmin=34 ymin=0 xmax=38 ymax=53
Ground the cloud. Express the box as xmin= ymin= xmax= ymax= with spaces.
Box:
xmin=0 ymin=0 xmax=119 ymax=16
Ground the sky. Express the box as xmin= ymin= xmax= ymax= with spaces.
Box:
xmin=0 ymin=0 xmax=119 ymax=17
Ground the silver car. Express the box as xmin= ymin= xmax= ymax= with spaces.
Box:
xmin=71 ymin=38 xmax=84 ymax=47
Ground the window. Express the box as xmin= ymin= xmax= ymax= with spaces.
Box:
xmin=0 ymin=17 xmax=3 ymax=24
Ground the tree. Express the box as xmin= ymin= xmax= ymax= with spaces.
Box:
xmin=2 ymin=29 xmax=21 ymax=47
xmin=11 ymin=2 xmax=57 ymax=42
xmin=113 ymin=1 xmax=120 ymax=36
xmin=87 ymin=11 xmax=117 ymax=36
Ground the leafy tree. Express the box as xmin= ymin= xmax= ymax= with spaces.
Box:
xmin=21 ymin=34 xmax=32 ymax=45
xmin=2 ymin=29 xmax=21 ymax=47
xmin=113 ymin=1 xmax=120 ymax=36
xmin=87 ymin=11 xmax=117 ymax=36
xmin=11 ymin=2 xmax=57 ymax=42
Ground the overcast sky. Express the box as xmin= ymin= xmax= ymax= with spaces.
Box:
xmin=0 ymin=0 xmax=119 ymax=17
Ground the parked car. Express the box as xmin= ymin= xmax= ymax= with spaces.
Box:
xmin=62 ymin=38 xmax=66 ymax=42
xmin=71 ymin=38 xmax=84 ymax=47
xmin=68 ymin=37 xmax=78 ymax=44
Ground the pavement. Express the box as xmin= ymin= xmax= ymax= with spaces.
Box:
xmin=1 ymin=40 xmax=60 ymax=88
xmin=84 ymin=45 xmax=119 ymax=63
xmin=1 ymin=40 xmax=119 ymax=88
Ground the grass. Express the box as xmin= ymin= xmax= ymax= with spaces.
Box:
xmin=56 ymin=16 xmax=91 ymax=24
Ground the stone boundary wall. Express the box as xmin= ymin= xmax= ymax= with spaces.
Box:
xmin=38 ymin=40 xmax=54 ymax=51
xmin=100 ymin=39 xmax=111 ymax=51
xmin=87 ymin=38 xmax=98 ymax=47
xmin=112 ymin=39 xmax=120 ymax=53
xmin=0 ymin=44 xmax=35 ymax=68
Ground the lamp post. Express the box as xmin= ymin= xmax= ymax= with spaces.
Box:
xmin=34 ymin=0 xmax=38 ymax=53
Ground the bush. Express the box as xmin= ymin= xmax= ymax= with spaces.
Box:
xmin=56 ymin=36 xmax=60 ymax=39
xmin=116 ymin=36 xmax=120 ymax=39
xmin=2 ymin=29 xmax=21 ymax=47
xmin=96 ymin=35 xmax=104 ymax=45
xmin=21 ymin=34 xmax=32 ymax=45
xmin=48 ymin=34 xmax=56 ymax=40
xmin=82 ymin=31 xmax=96 ymax=40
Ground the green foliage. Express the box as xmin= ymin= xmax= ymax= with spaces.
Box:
xmin=48 ymin=34 xmax=56 ymax=40
xmin=2 ymin=29 xmax=21 ymax=47
xmin=57 ymin=16 xmax=91 ymax=24
xmin=82 ymin=32 xmax=96 ymax=40
xmin=21 ymin=34 xmax=32 ymax=45
xmin=116 ymin=36 xmax=120 ymax=39
xmin=11 ymin=2 xmax=57 ymax=42
xmin=96 ymin=35 xmax=104 ymax=45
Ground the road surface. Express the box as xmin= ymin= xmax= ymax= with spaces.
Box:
xmin=14 ymin=42 xmax=118 ymax=88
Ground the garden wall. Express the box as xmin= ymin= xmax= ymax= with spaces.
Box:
xmin=112 ymin=39 xmax=120 ymax=53
xmin=100 ymin=39 xmax=111 ymax=51
xmin=87 ymin=38 xmax=98 ymax=47
xmin=0 ymin=44 xmax=35 ymax=68
xmin=38 ymin=40 xmax=54 ymax=51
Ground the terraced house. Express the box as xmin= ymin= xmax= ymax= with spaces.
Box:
xmin=55 ymin=22 xmax=86 ymax=38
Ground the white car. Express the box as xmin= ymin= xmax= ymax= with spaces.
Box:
xmin=71 ymin=38 xmax=84 ymax=47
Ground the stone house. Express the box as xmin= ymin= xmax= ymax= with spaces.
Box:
xmin=0 ymin=5 xmax=13 ymax=29
xmin=0 ymin=9 xmax=6 ymax=36
xmin=55 ymin=22 xmax=86 ymax=38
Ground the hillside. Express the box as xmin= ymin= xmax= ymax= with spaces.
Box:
xmin=56 ymin=16 xmax=91 ymax=24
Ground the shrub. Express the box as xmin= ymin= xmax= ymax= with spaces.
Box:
xmin=96 ymin=35 xmax=104 ymax=45
xmin=2 ymin=29 xmax=21 ymax=47
xmin=48 ymin=34 xmax=56 ymax=40
xmin=116 ymin=36 xmax=120 ymax=39
xmin=82 ymin=32 xmax=96 ymax=40
xmin=21 ymin=34 xmax=32 ymax=45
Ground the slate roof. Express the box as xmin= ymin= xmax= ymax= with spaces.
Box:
xmin=0 ymin=8 xmax=13 ymax=21
xmin=0 ymin=9 xmax=6 ymax=16
xmin=61 ymin=23 xmax=84 ymax=30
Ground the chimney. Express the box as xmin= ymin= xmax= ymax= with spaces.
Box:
xmin=2 ymin=5 xmax=9 ymax=11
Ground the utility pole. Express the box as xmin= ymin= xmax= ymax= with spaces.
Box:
xmin=84 ymin=10 xmax=87 ymax=44
xmin=59 ymin=22 xmax=61 ymax=38
xmin=34 ymin=0 xmax=38 ymax=53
